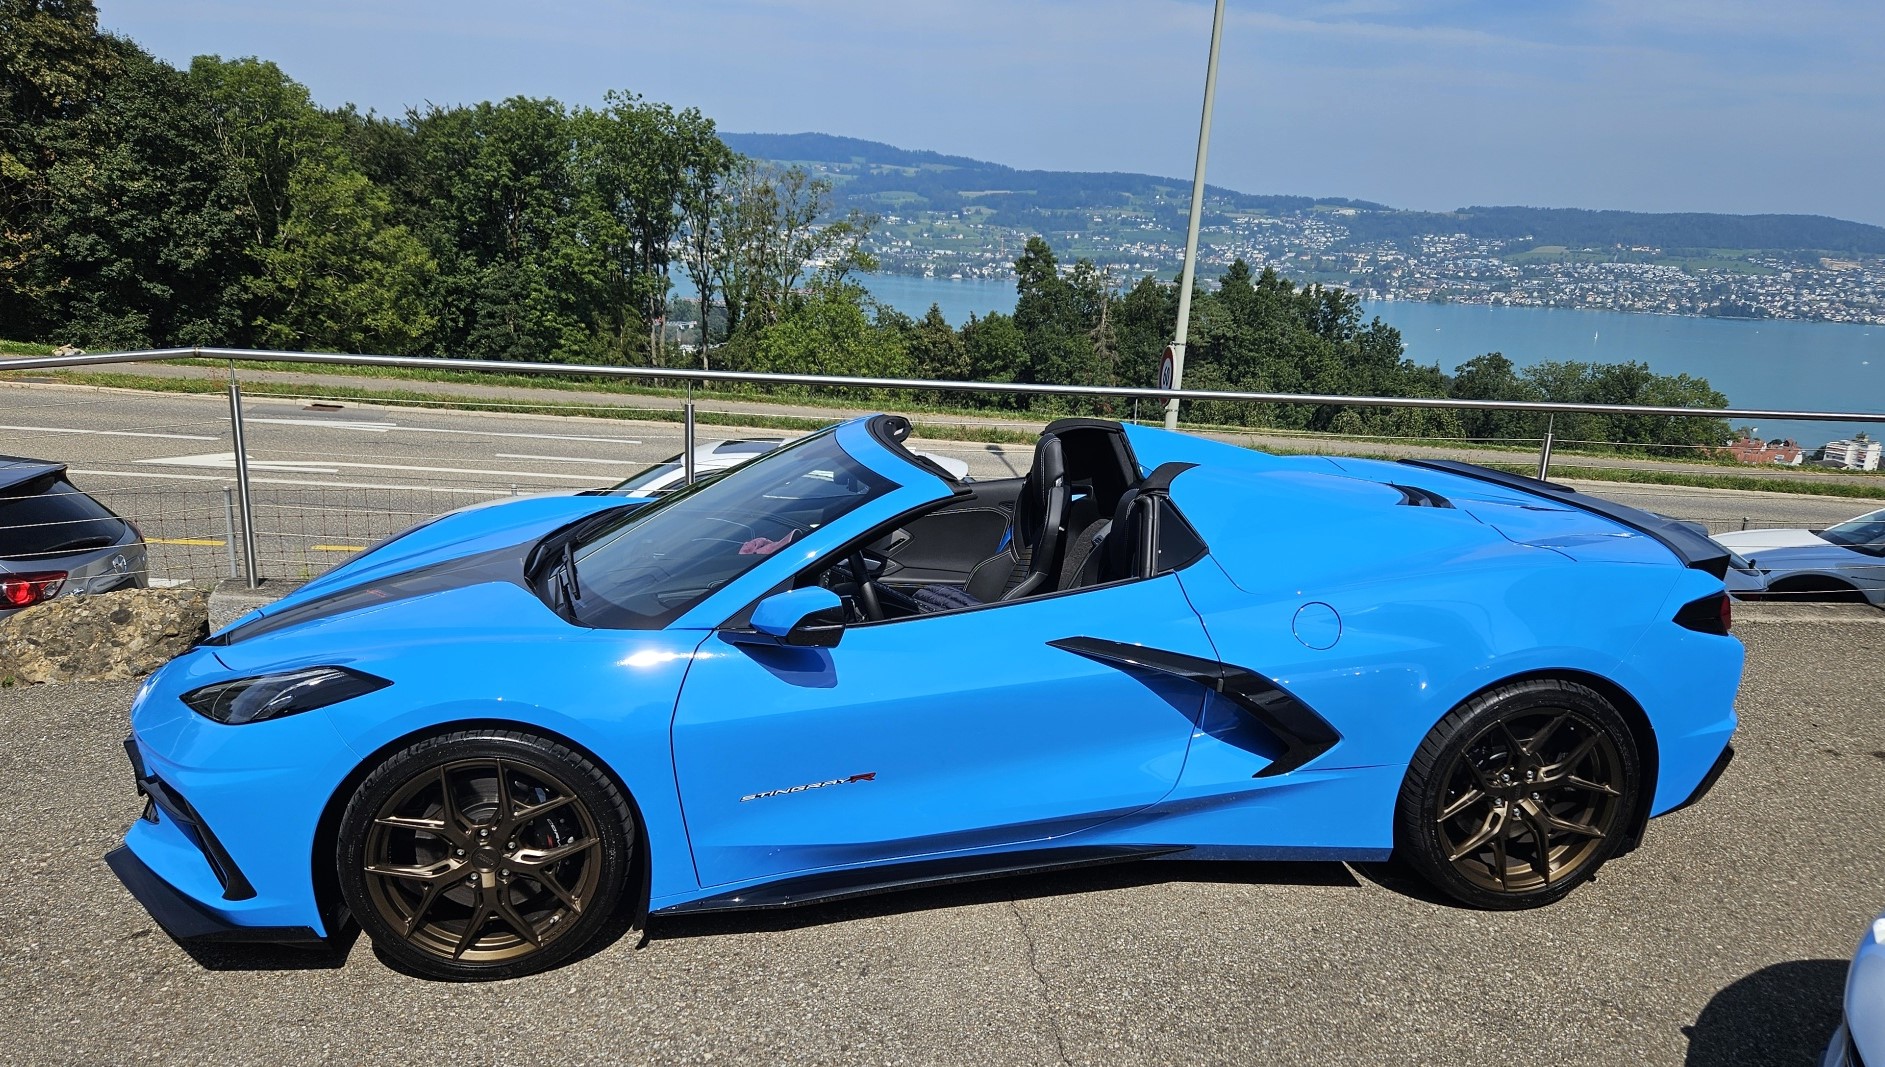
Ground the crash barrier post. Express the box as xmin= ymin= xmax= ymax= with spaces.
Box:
xmin=225 ymin=367 xmax=260 ymax=589
xmin=683 ymin=381 xmax=697 ymax=486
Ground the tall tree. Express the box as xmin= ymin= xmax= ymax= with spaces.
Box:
xmin=190 ymin=56 xmax=436 ymax=352
xmin=28 ymin=47 xmax=249 ymax=345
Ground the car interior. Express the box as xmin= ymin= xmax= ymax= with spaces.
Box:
xmin=802 ymin=419 xmax=1205 ymax=624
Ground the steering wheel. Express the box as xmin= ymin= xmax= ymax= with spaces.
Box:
xmin=849 ymin=548 xmax=885 ymax=621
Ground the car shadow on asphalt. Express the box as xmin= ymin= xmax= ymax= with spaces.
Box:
xmin=1683 ymin=959 xmax=1846 ymax=1066
xmin=649 ymin=859 xmax=1361 ymax=940
xmin=175 ymin=924 xmax=361 ymax=972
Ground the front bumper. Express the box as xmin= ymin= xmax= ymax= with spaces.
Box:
xmin=105 ymin=846 xmax=320 ymax=943
xmin=109 ymin=733 xmax=325 ymax=943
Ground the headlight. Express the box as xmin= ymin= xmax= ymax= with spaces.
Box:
xmin=181 ymin=667 xmax=391 ymax=725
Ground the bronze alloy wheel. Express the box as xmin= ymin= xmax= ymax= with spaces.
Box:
xmin=1395 ymin=679 xmax=1640 ymax=909
xmin=1433 ymin=708 xmax=1623 ymax=894
xmin=338 ymin=731 xmax=634 ymax=980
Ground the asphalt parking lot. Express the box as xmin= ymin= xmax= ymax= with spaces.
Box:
xmin=2 ymin=608 xmax=1881 ymax=1066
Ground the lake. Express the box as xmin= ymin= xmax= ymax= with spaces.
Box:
xmin=858 ymin=274 xmax=1885 ymax=445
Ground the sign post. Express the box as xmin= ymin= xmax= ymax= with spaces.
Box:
xmin=1163 ymin=0 xmax=1227 ymax=431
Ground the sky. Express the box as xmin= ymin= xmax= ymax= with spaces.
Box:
xmin=96 ymin=0 xmax=1885 ymax=226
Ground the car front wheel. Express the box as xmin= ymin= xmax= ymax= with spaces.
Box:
xmin=1394 ymin=679 xmax=1641 ymax=909
xmin=336 ymin=729 xmax=635 ymax=980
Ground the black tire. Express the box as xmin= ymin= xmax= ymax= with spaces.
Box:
xmin=1394 ymin=679 xmax=1641 ymax=910
xmin=336 ymin=729 xmax=635 ymax=980
xmin=1764 ymin=577 xmax=1867 ymax=605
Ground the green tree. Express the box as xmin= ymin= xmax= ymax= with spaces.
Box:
xmin=189 ymin=56 xmax=436 ymax=352
xmin=907 ymin=304 xmax=969 ymax=381
xmin=1449 ymin=353 xmax=1543 ymax=443
xmin=0 ymin=0 xmax=130 ymax=334
xmin=402 ymin=97 xmax=593 ymax=360
xmin=745 ymin=282 xmax=910 ymax=381
xmin=28 ymin=48 xmax=248 ymax=346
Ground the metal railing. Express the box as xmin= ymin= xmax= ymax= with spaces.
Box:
xmin=4 ymin=345 xmax=1882 ymax=588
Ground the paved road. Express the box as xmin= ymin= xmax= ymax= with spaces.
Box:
xmin=0 ymin=381 xmax=1870 ymax=582
xmin=0 ymin=608 xmax=1879 ymax=1065
xmin=22 ymin=356 xmax=1885 ymax=487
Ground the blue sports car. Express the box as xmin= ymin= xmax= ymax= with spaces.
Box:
xmin=109 ymin=416 xmax=1743 ymax=980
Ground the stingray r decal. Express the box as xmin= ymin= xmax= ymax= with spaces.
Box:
xmin=740 ymin=772 xmax=877 ymax=803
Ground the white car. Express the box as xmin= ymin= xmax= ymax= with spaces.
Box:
xmin=598 ymin=438 xmax=970 ymax=496
xmin=1713 ymin=507 xmax=1885 ymax=606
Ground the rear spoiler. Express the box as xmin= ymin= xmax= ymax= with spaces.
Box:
xmin=1399 ymin=459 xmax=1732 ymax=580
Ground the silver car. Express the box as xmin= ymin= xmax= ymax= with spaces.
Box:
xmin=595 ymin=438 xmax=971 ymax=496
xmin=1714 ymin=507 xmax=1885 ymax=606
xmin=0 ymin=456 xmax=147 ymax=620
xmin=1823 ymin=910 xmax=1885 ymax=1067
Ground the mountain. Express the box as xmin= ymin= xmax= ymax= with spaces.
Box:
xmin=720 ymin=132 xmax=1885 ymax=255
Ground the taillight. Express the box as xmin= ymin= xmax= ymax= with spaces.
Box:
xmin=1674 ymin=591 xmax=1732 ymax=635
xmin=1 ymin=571 xmax=67 ymax=608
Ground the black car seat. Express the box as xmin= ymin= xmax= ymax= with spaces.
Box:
xmin=913 ymin=435 xmax=1071 ymax=612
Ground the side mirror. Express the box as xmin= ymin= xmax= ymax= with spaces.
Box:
xmin=737 ymin=587 xmax=845 ymax=648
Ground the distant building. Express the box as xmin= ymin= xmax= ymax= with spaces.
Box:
xmin=1818 ymin=437 xmax=1882 ymax=471
xmin=1726 ymin=436 xmax=1804 ymax=466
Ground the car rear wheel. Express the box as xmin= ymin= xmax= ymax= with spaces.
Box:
xmin=1761 ymin=577 xmax=1868 ymax=605
xmin=1394 ymin=679 xmax=1640 ymax=909
xmin=336 ymin=730 xmax=635 ymax=980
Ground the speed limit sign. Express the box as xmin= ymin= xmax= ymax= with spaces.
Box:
xmin=1159 ymin=345 xmax=1175 ymax=391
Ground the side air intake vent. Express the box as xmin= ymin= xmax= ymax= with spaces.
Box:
xmin=1389 ymin=484 xmax=1453 ymax=509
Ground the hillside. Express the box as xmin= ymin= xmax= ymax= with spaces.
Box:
xmin=722 ymin=132 xmax=1885 ymax=255
xmin=721 ymin=132 xmax=1885 ymax=325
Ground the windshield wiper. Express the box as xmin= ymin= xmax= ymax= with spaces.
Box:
xmin=38 ymin=535 xmax=116 ymax=553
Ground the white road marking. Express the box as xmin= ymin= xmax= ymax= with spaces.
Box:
xmin=0 ymin=423 xmax=217 ymax=441
xmin=247 ymin=416 xmax=640 ymax=445
xmin=71 ymin=467 xmax=524 ymax=495
xmin=138 ymin=453 xmax=339 ymax=474
xmin=246 ymin=418 xmax=398 ymax=432
xmin=135 ymin=452 xmax=601 ymax=482
xmin=495 ymin=453 xmax=633 ymax=465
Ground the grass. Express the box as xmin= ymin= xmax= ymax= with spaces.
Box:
xmin=0 ymin=340 xmax=56 ymax=356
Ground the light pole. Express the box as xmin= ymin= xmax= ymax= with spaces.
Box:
xmin=1165 ymin=0 xmax=1227 ymax=430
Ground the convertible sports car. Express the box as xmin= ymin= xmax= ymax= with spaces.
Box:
xmin=109 ymin=416 xmax=1743 ymax=980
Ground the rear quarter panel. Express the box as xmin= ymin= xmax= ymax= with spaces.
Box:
xmin=1164 ymin=526 xmax=1737 ymax=850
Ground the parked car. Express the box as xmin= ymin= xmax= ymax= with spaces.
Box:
xmin=109 ymin=416 xmax=1742 ymax=979
xmin=0 ymin=456 xmax=146 ymax=620
xmin=1713 ymin=507 xmax=1885 ymax=606
xmin=1823 ymin=909 xmax=1885 ymax=1067
xmin=595 ymin=437 xmax=970 ymax=496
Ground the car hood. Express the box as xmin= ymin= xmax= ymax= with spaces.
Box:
xmin=1713 ymin=528 xmax=1828 ymax=552
xmin=206 ymin=570 xmax=577 ymax=676
xmin=217 ymin=493 xmax=642 ymax=637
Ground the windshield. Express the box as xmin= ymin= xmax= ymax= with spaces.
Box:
xmin=556 ymin=429 xmax=894 ymax=629
xmin=1822 ymin=508 xmax=1885 ymax=549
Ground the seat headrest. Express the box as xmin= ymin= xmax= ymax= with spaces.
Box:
xmin=1013 ymin=435 xmax=1066 ymax=550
